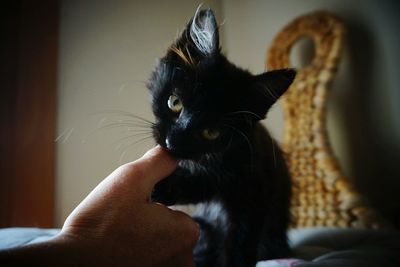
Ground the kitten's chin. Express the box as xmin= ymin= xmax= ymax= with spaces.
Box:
xmin=155 ymin=138 xmax=203 ymax=160
xmin=165 ymin=148 xmax=203 ymax=161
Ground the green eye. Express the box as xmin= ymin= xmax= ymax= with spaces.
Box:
xmin=167 ymin=94 xmax=183 ymax=113
xmin=202 ymin=129 xmax=220 ymax=140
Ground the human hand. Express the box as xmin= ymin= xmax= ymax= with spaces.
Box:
xmin=0 ymin=146 xmax=199 ymax=267
xmin=58 ymin=146 xmax=199 ymax=267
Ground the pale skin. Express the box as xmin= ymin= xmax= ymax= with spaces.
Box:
xmin=0 ymin=146 xmax=199 ymax=267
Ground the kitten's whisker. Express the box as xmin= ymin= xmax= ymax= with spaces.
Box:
xmin=223 ymin=134 xmax=234 ymax=153
xmin=83 ymin=121 xmax=152 ymax=143
xmin=93 ymin=117 xmax=154 ymax=136
xmin=97 ymin=117 xmax=109 ymax=127
xmin=124 ymin=127 xmax=153 ymax=133
xmin=55 ymin=127 xmax=75 ymax=143
xmin=270 ymin=136 xmax=278 ymax=169
xmin=91 ymin=109 xmax=155 ymax=125
xmin=224 ymin=125 xmax=252 ymax=155
xmin=222 ymin=123 xmax=255 ymax=174
xmin=271 ymin=138 xmax=277 ymax=168
xmin=118 ymin=136 xmax=153 ymax=163
xmin=101 ymin=118 xmax=153 ymax=128
xmin=255 ymin=83 xmax=278 ymax=101
xmin=225 ymin=110 xmax=263 ymax=120
xmin=109 ymin=120 xmax=153 ymax=129
xmin=221 ymin=118 xmax=244 ymax=125
xmin=96 ymin=122 xmax=152 ymax=132
xmin=113 ymin=132 xmax=153 ymax=150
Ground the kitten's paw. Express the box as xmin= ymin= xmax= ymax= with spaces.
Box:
xmin=151 ymin=181 xmax=177 ymax=206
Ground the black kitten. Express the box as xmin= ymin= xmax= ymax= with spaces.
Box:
xmin=148 ymin=8 xmax=295 ymax=267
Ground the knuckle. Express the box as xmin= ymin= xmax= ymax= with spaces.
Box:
xmin=113 ymin=163 xmax=146 ymax=189
xmin=186 ymin=221 xmax=200 ymax=246
xmin=173 ymin=211 xmax=200 ymax=246
xmin=119 ymin=162 xmax=145 ymax=179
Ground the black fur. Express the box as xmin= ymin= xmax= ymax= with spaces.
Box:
xmin=148 ymin=9 xmax=295 ymax=267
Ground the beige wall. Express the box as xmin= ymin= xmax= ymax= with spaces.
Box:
xmin=57 ymin=0 xmax=400 ymax=226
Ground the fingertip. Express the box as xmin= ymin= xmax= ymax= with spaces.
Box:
xmin=142 ymin=145 xmax=176 ymax=165
xmin=142 ymin=145 xmax=164 ymax=158
xmin=136 ymin=146 xmax=178 ymax=188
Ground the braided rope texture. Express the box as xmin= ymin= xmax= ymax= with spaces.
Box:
xmin=267 ymin=11 xmax=390 ymax=229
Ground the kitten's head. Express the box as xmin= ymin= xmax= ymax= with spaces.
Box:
xmin=148 ymin=8 xmax=295 ymax=159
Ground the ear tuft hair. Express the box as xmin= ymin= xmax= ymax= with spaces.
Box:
xmin=189 ymin=7 xmax=219 ymax=55
xmin=254 ymin=69 xmax=296 ymax=101
xmin=248 ymin=68 xmax=296 ymax=118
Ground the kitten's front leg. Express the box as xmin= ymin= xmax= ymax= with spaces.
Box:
xmin=151 ymin=167 xmax=216 ymax=206
xmin=223 ymin=213 xmax=261 ymax=267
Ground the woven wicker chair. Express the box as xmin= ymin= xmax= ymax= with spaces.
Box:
xmin=267 ymin=11 xmax=389 ymax=229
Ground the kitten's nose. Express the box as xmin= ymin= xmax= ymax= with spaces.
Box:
xmin=165 ymin=138 xmax=172 ymax=149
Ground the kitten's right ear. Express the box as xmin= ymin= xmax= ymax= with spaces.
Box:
xmin=254 ymin=69 xmax=296 ymax=100
xmin=247 ymin=69 xmax=296 ymax=118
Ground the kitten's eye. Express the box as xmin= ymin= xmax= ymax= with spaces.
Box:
xmin=167 ymin=94 xmax=183 ymax=113
xmin=202 ymin=129 xmax=220 ymax=140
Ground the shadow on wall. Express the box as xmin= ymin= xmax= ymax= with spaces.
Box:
xmin=341 ymin=17 xmax=400 ymax=228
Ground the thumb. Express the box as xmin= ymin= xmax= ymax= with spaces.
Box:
xmin=112 ymin=146 xmax=178 ymax=200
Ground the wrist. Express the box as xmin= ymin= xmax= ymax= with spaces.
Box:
xmin=0 ymin=233 xmax=90 ymax=266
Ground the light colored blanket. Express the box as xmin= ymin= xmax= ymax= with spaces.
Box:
xmin=1 ymin=227 xmax=399 ymax=266
xmin=258 ymin=228 xmax=400 ymax=267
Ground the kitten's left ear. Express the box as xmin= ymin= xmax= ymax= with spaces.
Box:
xmin=249 ymin=69 xmax=296 ymax=118
xmin=170 ymin=8 xmax=219 ymax=66
xmin=188 ymin=8 xmax=219 ymax=55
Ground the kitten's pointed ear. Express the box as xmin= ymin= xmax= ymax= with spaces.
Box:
xmin=249 ymin=69 xmax=296 ymax=118
xmin=187 ymin=8 xmax=219 ymax=55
